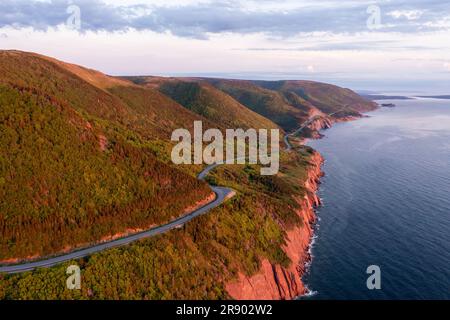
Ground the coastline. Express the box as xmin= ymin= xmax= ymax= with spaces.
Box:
xmin=1 ymin=109 xmax=374 ymax=295
xmin=225 ymin=149 xmax=324 ymax=299
xmin=225 ymin=113 xmax=372 ymax=300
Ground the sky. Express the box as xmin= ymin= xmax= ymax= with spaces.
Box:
xmin=1 ymin=0 xmax=450 ymax=93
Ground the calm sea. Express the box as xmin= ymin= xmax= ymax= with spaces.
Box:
xmin=304 ymin=98 xmax=450 ymax=299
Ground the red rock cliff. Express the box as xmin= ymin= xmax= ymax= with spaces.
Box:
xmin=226 ymin=152 xmax=324 ymax=300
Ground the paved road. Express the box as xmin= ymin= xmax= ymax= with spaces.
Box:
xmin=0 ymin=164 xmax=233 ymax=274
xmin=284 ymin=115 xmax=323 ymax=150
xmin=1 ymin=112 xmax=341 ymax=274
xmin=284 ymin=110 xmax=343 ymax=150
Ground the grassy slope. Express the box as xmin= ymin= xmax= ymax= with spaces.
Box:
xmin=125 ymin=77 xmax=280 ymax=131
xmin=206 ymin=79 xmax=309 ymax=131
xmin=260 ymin=80 xmax=378 ymax=114
xmin=125 ymin=77 xmax=376 ymax=132
xmin=1 ymin=51 xmax=215 ymax=140
xmin=0 ymin=51 xmax=212 ymax=260
xmin=205 ymin=78 xmax=377 ymax=131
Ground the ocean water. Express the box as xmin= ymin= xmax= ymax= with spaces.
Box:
xmin=303 ymin=98 xmax=450 ymax=300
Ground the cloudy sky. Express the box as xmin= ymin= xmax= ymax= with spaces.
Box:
xmin=1 ymin=0 xmax=450 ymax=93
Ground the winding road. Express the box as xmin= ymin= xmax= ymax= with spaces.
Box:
xmin=284 ymin=110 xmax=343 ymax=150
xmin=0 ymin=166 xmax=233 ymax=274
xmin=0 ymin=112 xmax=336 ymax=274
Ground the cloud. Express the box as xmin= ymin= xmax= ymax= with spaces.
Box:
xmin=0 ymin=0 xmax=449 ymax=39
xmin=444 ymin=62 xmax=450 ymax=72
xmin=237 ymin=39 xmax=445 ymax=52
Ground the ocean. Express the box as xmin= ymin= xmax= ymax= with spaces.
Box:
xmin=303 ymin=98 xmax=450 ymax=299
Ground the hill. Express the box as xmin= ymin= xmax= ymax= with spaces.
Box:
xmin=204 ymin=78 xmax=377 ymax=131
xmin=204 ymin=78 xmax=309 ymax=131
xmin=0 ymin=50 xmax=213 ymax=261
xmin=124 ymin=76 xmax=280 ymax=131
xmin=256 ymin=80 xmax=377 ymax=114
xmin=122 ymin=76 xmax=376 ymax=133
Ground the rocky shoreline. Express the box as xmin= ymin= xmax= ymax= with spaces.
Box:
xmin=225 ymin=151 xmax=324 ymax=299
xmin=225 ymin=113 xmax=370 ymax=300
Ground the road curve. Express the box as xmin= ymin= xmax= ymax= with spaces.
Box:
xmin=284 ymin=115 xmax=322 ymax=150
xmin=284 ymin=110 xmax=343 ymax=150
xmin=0 ymin=164 xmax=233 ymax=274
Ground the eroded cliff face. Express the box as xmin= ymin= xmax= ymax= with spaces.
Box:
xmin=309 ymin=117 xmax=333 ymax=132
xmin=307 ymin=118 xmax=333 ymax=139
xmin=226 ymin=152 xmax=324 ymax=300
xmin=306 ymin=114 xmax=363 ymax=139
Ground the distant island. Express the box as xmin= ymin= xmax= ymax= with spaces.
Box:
xmin=381 ymin=103 xmax=396 ymax=107
xmin=417 ymin=95 xmax=450 ymax=100
xmin=361 ymin=94 xmax=413 ymax=101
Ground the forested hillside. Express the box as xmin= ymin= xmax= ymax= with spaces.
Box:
xmin=124 ymin=76 xmax=280 ymax=131
xmin=124 ymin=76 xmax=376 ymax=133
xmin=0 ymin=51 xmax=212 ymax=261
xmin=205 ymin=78 xmax=377 ymax=130
xmin=255 ymin=80 xmax=378 ymax=115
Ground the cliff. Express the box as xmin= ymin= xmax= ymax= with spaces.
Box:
xmin=304 ymin=114 xmax=363 ymax=139
xmin=226 ymin=152 xmax=324 ymax=299
xmin=304 ymin=117 xmax=333 ymax=139
xmin=225 ymin=99 xmax=378 ymax=300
